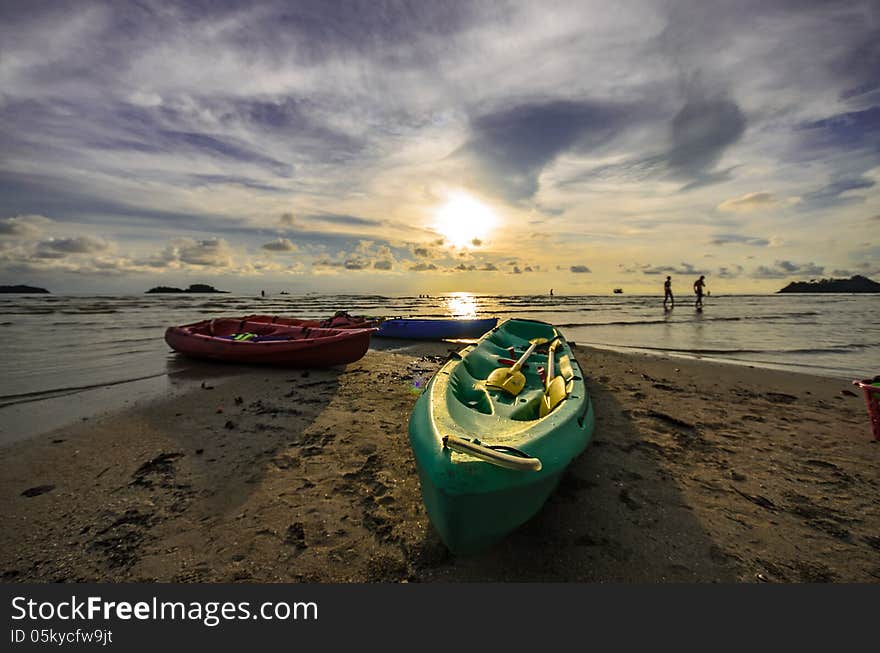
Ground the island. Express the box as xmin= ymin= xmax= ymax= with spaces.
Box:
xmin=777 ymin=275 xmax=880 ymax=293
xmin=145 ymin=284 xmax=229 ymax=294
xmin=0 ymin=284 xmax=50 ymax=293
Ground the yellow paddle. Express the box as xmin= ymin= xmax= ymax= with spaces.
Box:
xmin=539 ymin=339 xmax=567 ymax=417
xmin=485 ymin=337 xmax=549 ymax=396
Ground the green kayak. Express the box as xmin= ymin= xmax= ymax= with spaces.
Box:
xmin=408 ymin=318 xmax=595 ymax=554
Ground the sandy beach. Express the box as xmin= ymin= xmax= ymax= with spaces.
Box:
xmin=1 ymin=342 xmax=877 ymax=583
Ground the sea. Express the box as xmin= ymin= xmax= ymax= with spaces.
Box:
xmin=1 ymin=292 xmax=878 ymax=442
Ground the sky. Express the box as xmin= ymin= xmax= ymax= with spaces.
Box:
xmin=1 ymin=0 xmax=878 ymax=295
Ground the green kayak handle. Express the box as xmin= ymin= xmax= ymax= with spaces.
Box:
xmin=442 ymin=435 xmax=542 ymax=472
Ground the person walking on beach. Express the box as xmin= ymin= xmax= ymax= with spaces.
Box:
xmin=663 ymin=275 xmax=674 ymax=310
xmin=693 ymin=275 xmax=706 ymax=309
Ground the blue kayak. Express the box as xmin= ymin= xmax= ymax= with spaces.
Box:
xmin=376 ymin=317 xmax=498 ymax=340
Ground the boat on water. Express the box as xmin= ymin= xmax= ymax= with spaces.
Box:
xmin=613 ymin=288 xmax=623 ymax=294
xmin=407 ymin=318 xmax=595 ymax=554
xmin=164 ymin=318 xmax=375 ymax=367
xmin=376 ymin=317 xmax=498 ymax=340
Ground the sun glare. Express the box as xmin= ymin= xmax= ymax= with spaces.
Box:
xmin=433 ymin=192 xmax=497 ymax=248
xmin=446 ymin=292 xmax=477 ymax=317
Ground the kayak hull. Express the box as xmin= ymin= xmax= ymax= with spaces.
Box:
xmin=242 ymin=313 xmax=379 ymax=329
xmin=165 ymin=318 xmax=375 ymax=367
xmin=377 ymin=317 xmax=498 ymax=340
xmin=407 ymin=318 xmax=595 ymax=554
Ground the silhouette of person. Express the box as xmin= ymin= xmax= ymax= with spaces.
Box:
xmin=550 ymin=288 xmax=554 ymax=297
xmin=693 ymin=275 xmax=706 ymax=308
xmin=664 ymin=276 xmax=674 ymax=309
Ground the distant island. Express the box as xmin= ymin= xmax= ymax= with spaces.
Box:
xmin=0 ymin=284 xmax=49 ymax=293
xmin=145 ymin=284 xmax=228 ymax=294
xmin=778 ymin=275 xmax=880 ymax=293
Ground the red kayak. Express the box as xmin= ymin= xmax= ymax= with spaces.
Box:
xmin=243 ymin=311 xmax=379 ymax=330
xmin=165 ymin=318 xmax=376 ymax=367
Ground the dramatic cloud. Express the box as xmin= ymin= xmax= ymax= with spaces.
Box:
xmin=461 ymin=99 xmax=630 ymax=201
xmin=666 ymin=96 xmax=746 ymax=186
xmin=0 ymin=1 xmax=877 ymax=292
xmin=570 ymin=265 xmax=591 ymax=273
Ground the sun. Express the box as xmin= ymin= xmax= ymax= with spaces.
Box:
xmin=433 ymin=191 xmax=497 ymax=248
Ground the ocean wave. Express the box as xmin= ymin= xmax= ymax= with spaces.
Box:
xmin=0 ymin=372 xmax=168 ymax=408
xmin=606 ymin=343 xmax=873 ymax=355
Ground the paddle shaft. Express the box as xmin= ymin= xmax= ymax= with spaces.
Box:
xmin=545 ymin=340 xmax=559 ymax=389
xmin=510 ymin=341 xmax=539 ymax=373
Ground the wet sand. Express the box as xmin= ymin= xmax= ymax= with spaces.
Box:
xmin=1 ymin=343 xmax=877 ymax=582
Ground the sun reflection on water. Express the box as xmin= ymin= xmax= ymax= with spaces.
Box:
xmin=446 ymin=292 xmax=477 ymax=317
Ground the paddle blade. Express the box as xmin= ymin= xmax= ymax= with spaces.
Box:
xmin=486 ymin=368 xmax=527 ymax=396
xmin=558 ymin=355 xmax=574 ymax=381
xmin=539 ymin=376 xmax=566 ymax=418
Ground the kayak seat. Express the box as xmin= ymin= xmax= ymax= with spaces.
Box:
xmin=507 ymin=389 xmax=547 ymax=421
xmin=461 ymin=347 xmax=505 ymax=380
xmin=448 ymin=364 xmax=493 ymax=415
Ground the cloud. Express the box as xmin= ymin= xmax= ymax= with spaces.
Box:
xmin=410 ymin=262 xmax=438 ymax=272
xmin=0 ymin=2 xmax=877 ymax=292
xmin=799 ymin=106 xmax=880 ymax=155
xmin=312 ymin=259 xmax=344 ymax=269
xmin=344 ymin=257 xmax=370 ymax=270
xmin=709 ymin=234 xmax=770 ymax=246
xmin=666 ymin=96 xmax=746 ymax=184
xmin=307 ymin=214 xmax=383 ymax=228
xmin=716 ymin=265 xmax=744 ymax=278
xmin=155 ymin=238 xmax=234 ymax=267
xmin=623 ymin=262 xmax=707 ymax=275
xmin=752 ymin=260 xmax=824 ymax=279
xmin=37 ymin=236 xmax=108 ymax=254
xmin=717 ymin=192 xmax=777 ymax=212
xmin=801 ymin=177 xmax=875 ymax=208
xmin=460 ymin=99 xmax=629 ymax=201
xmin=261 ymin=238 xmax=297 ymax=251
xmin=570 ymin=265 xmax=591 ymax=273
xmin=0 ymin=214 xmax=52 ymax=239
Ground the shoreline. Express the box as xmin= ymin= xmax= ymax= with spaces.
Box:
xmin=1 ymin=344 xmax=877 ymax=582
xmin=1 ymin=337 xmax=870 ymax=447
